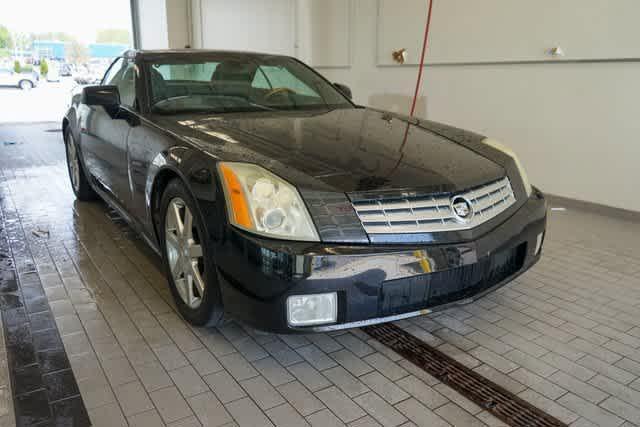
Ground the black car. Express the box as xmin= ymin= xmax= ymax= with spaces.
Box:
xmin=63 ymin=49 xmax=546 ymax=333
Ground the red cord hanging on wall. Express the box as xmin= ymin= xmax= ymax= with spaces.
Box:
xmin=409 ymin=0 xmax=435 ymax=117
xmin=390 ymin=0 xmax=436 ymax=174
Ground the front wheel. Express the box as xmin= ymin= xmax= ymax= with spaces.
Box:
xmin=64 ymin=129 xmax=97 ymax=201
xmin=160 ymin=179 xmax=225 ymax=326
xmin=19 ymin=80 xmax=34 ymax=90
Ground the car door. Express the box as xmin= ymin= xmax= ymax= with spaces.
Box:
xmin=81 ymin=57 xmax=139 ymax=209
xmin=0 ymin=69 xmax=14 ymax=86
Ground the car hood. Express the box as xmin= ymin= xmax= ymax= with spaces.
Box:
xmin=153 ymin=107 xmax=505 ymax=195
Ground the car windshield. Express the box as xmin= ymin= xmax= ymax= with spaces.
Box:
xmin=147 ymin=54 xmax=352 ymax=114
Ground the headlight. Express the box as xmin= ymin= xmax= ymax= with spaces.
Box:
xmin=218 ymin=162 xmax=320 ymax=241
xmin=483 ymin=138 xmax=532 ymax=197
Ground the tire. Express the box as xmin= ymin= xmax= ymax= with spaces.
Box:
xmin=64 ymin=128 xmax=97 ymax=201
xmin=18 ymin=80 xmax=33 ymax=90
xmin=159 ymin=179 xmax=225 ymax=326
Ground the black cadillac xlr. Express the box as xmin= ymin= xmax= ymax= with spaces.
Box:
xmin=62 ymin=50 xmax=546 ymax=333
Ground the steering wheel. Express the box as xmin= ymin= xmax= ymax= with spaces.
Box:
xmin=264 ymin=87 xmax=297 ymax=101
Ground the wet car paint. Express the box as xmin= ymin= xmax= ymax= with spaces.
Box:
xmin=212 ymin=188 xmax=545 ymax=332
xmin=152 ymin=107 xmax=506 ymax=194
xmin=63 ymin=50 xmax=545 ymax=332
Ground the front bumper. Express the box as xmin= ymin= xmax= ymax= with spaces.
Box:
xmin=215 ymin=190 xmax=546 ymax=333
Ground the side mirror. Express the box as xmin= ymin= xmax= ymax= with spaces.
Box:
xmin=333 ymin=82 xmax=352 ymax=100
xmin=82 ymin=85 xmax=120 ymax=108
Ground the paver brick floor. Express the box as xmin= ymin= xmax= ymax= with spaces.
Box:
xmin=0 ymin=123 xmax=639 ymax=426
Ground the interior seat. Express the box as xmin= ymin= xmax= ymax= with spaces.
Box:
xmin=210 ymin=61 xmax=257 ymax=98
xmin=150 ymin=68 xmax=169 ymax=104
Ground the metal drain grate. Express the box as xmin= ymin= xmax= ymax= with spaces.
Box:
xmin=363 ymin=323 xmax=567 ymax=427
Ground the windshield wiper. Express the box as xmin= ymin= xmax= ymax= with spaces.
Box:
xmin=190 ymin=106 xmax=271 ymax=115
xmin=248 ymin=102 xmax=278 ymax=112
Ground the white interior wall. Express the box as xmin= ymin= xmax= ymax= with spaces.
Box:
xmin=377 ymin=0 xmax=640 ymax=65
xmin=194 ymin=0 xmax=296 ymax=55
xmin=296 ymin=0 xmax=350 ymax=67
xmin=189 ymin=0 xmax=638 ymax=212
xmin=166 ymin=0 xmax=191 ymax=49
xmin=136 ymin=0 xmax=169 ymax=49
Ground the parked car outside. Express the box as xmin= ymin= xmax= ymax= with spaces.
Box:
xmin=60 ymin=63 xmax=73 ymax=77
xmin=0 ymin=68 xmax=39 ymax=89
xmin=73 ymin=66 xmax=91 ymax=85
xmin=63 ymin=50 xmax=546 ymax=332
xmin=73 ymin=65 xmax=104 ymax=85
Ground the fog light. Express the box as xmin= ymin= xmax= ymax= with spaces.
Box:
xmin=287 ymin=293 xmax=337 ymax=326
xmin=535 ymin=232 xmax=544 ymax=255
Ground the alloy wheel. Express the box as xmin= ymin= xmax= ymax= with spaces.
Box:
xmin=19 ymin=80 xmax=33 ymax=90
xmin=165 ymin=198 xmax=205 ymax=309
xmin=66 ymin=133 xmax=80 ymax=192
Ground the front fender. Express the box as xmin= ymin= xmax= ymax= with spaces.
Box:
xmin=62 ymin=107 xmax=76 ymax=135
xmin=145 ymin=146 xmax=224 ymax=250
xmin=63 ymin=94 xmax=86 ymax=143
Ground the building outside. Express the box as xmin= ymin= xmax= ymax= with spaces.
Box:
xmin=30 ymin=41 xmax=127 ymax=62
xmin=88 ymin=43 xmax=128 ymax=59
xmin=32 ymin=40 xmax=67 ymax=60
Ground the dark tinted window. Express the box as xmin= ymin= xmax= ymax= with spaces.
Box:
xmin=102 ymin=58 xmax=124 ymax=85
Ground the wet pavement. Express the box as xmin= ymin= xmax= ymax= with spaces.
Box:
xmin=0 ymin=215 xmax=88 ymax=426
xmin=0 ymin=79 xmax=78 ymax=124
xmin=0 ymin=122 xmax=639 ymax=427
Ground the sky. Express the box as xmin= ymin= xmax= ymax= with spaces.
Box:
xmin=0 ymin=0 xmax=132 ymax=43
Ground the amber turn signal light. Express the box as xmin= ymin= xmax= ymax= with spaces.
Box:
xmin=219 ymin=163 xmax=253 ymax=228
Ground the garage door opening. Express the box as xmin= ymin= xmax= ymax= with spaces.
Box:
xmin=0 ymin=0 xmax=134 ymax=124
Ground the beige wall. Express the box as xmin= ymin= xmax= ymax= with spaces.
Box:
xmin=188 ymin=0 xmax=639 ymax=212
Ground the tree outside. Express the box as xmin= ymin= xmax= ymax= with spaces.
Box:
xmin=11 ymin=32 xmax=33 ymax=52
xmin=0 ymin=24 xmax=13 ymax=57
xmin=0 ymin=25 xmax=12 ymax=49
xmin=96 ymin=28 xmax=131 ymax=45
xmin=33 ymin=32 xmax=75 ymax=43
xmin=40 ymin=58 xmax=48 ymax=76
xmin=67 ymin=39 xmax=89 ymax=64
xmin=13 ymin=60 xmax=20 ymax=73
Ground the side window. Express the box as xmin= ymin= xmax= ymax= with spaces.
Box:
xmin=102 ymin=58 xmax=137 ymax=108
xmin=252 ymin=68 xmax=269 ymax=89
xmin=118 ymin=63 xmax=137 ymax=108
xmin=102 ymin=58 xmax=124 ymax=85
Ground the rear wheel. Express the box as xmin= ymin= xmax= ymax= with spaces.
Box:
xmin=19 ymin=80 xmax=33 ymax=90
xmin=160 ymin=179 xmax=224 ymax=326
xmin=64 ymin=128 xmax=97 ymax=201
